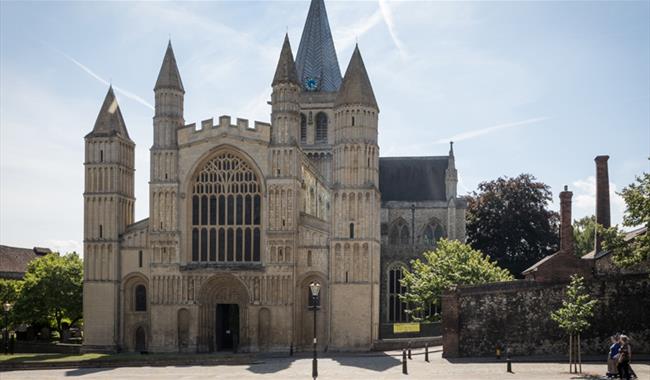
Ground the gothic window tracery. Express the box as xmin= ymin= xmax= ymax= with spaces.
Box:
xmin=191 ymin=152 xmax=262 ymax=263
xmin=422 ymin=221 xmax=445 ymax=247
xmin=387 ymin=264 xmax=409 ymax=323
xmin=389 ymin=219 xmax=410 ymax=246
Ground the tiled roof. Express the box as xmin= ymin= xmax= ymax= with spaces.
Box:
xmin=379 ymin=156 xmax=449 ymax=202
xmin=85 ymin=86 xmax=131 ymax=141
xmin=155 ymin=41 xmax=184 ymax=92
xmin=335 ymin=45 xmax=377 ymax=109
xmin=0 ymin=245 xmax=51 ymax=279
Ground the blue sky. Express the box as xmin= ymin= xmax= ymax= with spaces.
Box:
xmin=1 ymin=0 xmax=648 ymax=255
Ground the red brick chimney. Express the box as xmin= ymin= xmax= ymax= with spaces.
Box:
xmin=594 ymin=155 xmax=611 ymax=253
xmin=559 ymin=185 xmax=574 ymax=254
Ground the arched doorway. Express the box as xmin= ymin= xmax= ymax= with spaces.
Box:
xmin=197 ymin=274 xmax=250 ymax=352
xmin=297 ymin=273 xmax=328 ymax=351
xmin=135 ymin=326 xmax=146 ymax=352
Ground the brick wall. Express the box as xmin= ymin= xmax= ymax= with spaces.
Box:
xmin=442 ymin=274 xmax=650 ymax=357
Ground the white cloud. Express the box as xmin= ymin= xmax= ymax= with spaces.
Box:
xmin=572 ymin=176 xmax=626 ymax=225
xmin=433 ymin=117 xmax=550 ymax=144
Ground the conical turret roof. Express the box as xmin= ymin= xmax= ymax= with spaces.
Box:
xmin=86 ymin=86 xmax=132 ymax=140
xmin=155 ymin=41 xmax=184 ymax=92
xmin=335 ymin=45 xmax=378 ymax=109
xmin=272 ymin=34 xmax=300 ymax=86
xmin=295 ymin=0 xmax=342 ymax=92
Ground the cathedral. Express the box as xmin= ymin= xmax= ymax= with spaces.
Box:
xmin=82 ymin=0 xmax=465 ymax=353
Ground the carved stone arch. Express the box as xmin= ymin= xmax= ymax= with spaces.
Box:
xmin=197 ymin=274 xmax=250 ymax=352
xmin=295 ymin=271 xmax=328 ymax=350
xmin=386 ymin=261 xmax=409 ymax=323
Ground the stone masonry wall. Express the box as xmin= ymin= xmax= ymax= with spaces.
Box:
xmin=442 ymin=274 xmax=650 ymax=357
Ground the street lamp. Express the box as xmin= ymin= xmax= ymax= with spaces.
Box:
xmin=3 ymin=301 xmax=12 ymax=355
xmin=309 ymin=281 xmax=321 ymax=379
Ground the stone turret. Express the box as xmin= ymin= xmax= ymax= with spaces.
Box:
xmin=83 ymin=86 xmax=135 ymax=351
xmin=445 ymin=142 xmax=458 ymax=200
xmin=330 ymin=43 xmax=380 ymax=350
xmin=271 ymin=34 xmax=301 ymax=145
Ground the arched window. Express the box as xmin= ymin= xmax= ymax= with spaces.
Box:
xmin=422 ymin=222 xmax=445 ymax=247
xmin=349 ymin=223 xmax=355 ymax=239
xmin=135 ymin=284 xmax=147 ymax=312
xmin=300 ymin=113 xmax=307 ymax=143
xmin=99 ymin=225 xmax=103 ymax=238
xmin=389 ymin=219 xmax=410 ymax=246
xmin=388 ymin=265 xmax=409 ymax=323
xmin=315 ymin=112 xmax=328 ymax=143
xmin=191 ymin=152 xmax=262 ymax=263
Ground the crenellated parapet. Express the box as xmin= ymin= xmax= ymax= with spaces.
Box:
xmin=178 ymin=115 xmax=271 ymax=146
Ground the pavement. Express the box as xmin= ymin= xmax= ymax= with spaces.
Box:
xmin=2 ymin=348 xmax=648 ymax=380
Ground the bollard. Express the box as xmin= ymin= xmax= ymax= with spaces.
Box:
xmin=402 ymin=349 xmax=408 ymax=375
xmin=408 ymin=341 xmax=412 ymax=360
xmin=425 ymin=343 xmax=429 ymax=362
xmin=290 ymin=342 xmax=293 ymax=356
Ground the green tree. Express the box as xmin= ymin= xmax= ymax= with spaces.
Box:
xmin=603 ymin=173 xmax=650 ymax=267
xmin=466 ymin=174 xmax=560 ymax=277
xmin=400 ymin=239 xmax=513 ymax=321
xmin=13 ymin=252 xmax=83 ymax=336
xmin=550 ymin=275 xmax=598 ymax=374
xmin=0 ymin=279 xmax=22 ymax=327
xmin=573 ymin=215 xmax=596 ymax=258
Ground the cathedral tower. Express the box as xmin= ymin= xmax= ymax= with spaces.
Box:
xmin=83 ymin=86 xmax=135 ymax=351
xmin=149 ymin=41 xmax=184 ymax=265
xmin=330 ymin=45 xmax=381 ymax=349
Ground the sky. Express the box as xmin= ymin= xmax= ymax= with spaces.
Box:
xmin=1 ymin=0 xmax=648 ymax=255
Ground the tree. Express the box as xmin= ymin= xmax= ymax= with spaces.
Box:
xmin=466 ymin=174 xmax=560 ymax=277
xmin=13 ymin=252 xmax=83 ymax=336
xmin=400 ymin=239 xmax=513 ymax=321
xmin=550 ymin=275 xmax=597 ymax=374
xmin=0 ymin=279 xmax=22 ymax=327
xmin=573 ymin=215 xmax=596 ymax=258
xmin=603 ymin=173 xmax=650 ymax=267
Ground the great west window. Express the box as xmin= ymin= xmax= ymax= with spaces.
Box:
xmin=191 ymin=152 xmax=261 ymax=263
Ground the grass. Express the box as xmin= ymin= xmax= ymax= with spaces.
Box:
xmin=0 ymin=352 xmax=242 ymax=364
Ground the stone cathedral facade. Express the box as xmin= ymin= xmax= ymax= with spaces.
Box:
xmin=82 ymin=0 xmax=465 ymax=353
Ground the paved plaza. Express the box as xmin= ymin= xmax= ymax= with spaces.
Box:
xmin=3 ymin=350 xmax=648 ymax=380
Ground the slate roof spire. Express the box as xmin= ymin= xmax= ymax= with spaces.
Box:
xmin=86 ymin=86 xmax=131 ymax=140
xmin=272 ymin=34 xmax=300 ymax=86
xmin=335 ymin=44 xmax=378 ymax=109
xmin=295 ymin=0 xmax=342 ymax=92
xmin=155 ymin=40 xmax=184 ymax=92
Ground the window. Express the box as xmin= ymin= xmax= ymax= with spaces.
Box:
xmin=422 ymin=222 xmax=445 ymax=247
xmin=100 ymin=150 xmax=104 ymax=162
xmin=300 ymin=113 xmax=307 ymax=143
xmin=389 ymin=220 xmax=409 ymax=246
xmin=351 ymin=116 xmax=355 ymax=126
xmin=315 ymin=112 xmax=328 ymax=143
xmin=307 ymin=250 xmax=312 ymax=267
xmin=99 ymin=225 xmax=103 ymax=238
xmin=388 ymin=266 xmax=409 ymax=322
xmin=135 ymin=284 xmax=147 ymax=311
xmin=138 ymin=250 xmax=143 ymax=268
xmin=190 ymin=152 xmax=262 ymax=263
xmin=349 ymin=223 xmax=355 ymax=239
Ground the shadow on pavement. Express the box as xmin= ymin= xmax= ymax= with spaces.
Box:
xmin=332 ymin=352 xmax=401 ymax=372
xmin=65 ymin=367 xmax=116 ymax=377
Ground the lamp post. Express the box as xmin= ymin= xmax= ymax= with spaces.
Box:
xmin=309 ymin=281 xmax=321 ymax=379
xmin=3 ymin=301 xmax=12 ymax=355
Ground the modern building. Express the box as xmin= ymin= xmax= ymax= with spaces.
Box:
xmin=82 ymin=0 xmax=465 ymax=353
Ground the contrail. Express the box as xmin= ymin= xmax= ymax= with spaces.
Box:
xmin=45 ymin=43 xmax=154 ymax=110
xmin=378 ymin=0 xmax=407 ymax=58
xmin=434 ymin=117 xmax=550 ymax=144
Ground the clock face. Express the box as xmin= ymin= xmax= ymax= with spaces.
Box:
xmin=304 ymin=78 xmax=318 ymax=91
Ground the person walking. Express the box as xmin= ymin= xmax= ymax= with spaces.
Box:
xmin=607 ymin=334 xmax=620 ymax=378
xmin=617 ymin=335 xmax=632 ymax=380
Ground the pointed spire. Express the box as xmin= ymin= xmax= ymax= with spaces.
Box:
xmin=86 ymin=86 xmax=131 ymax=140
xmin=295 ymin=0 xmax=342 ymax=92
xmin=155 ymin=41 xmax=184 ymax=92
xmin=272 ymin=34 xmax=300 ymax=87
xmin=449 ymin=141 xmax=455 ymax=158
xmin=335 ymin=45 xmax=378 ymax=108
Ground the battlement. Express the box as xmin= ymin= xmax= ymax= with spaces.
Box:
xmin=178 ymin=115 xmax=271 ymax=145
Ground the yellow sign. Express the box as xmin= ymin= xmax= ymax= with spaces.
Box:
xmin=393 ymin=323 xmax=420 ymax=334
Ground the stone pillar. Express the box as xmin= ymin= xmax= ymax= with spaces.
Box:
xmin=594 ymin=155 xmax=611 ymax=253
xmin=559 ymin=186 xmax=574 ymax=254
xmin=441 ymin=289 xmax=460 ymax=358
